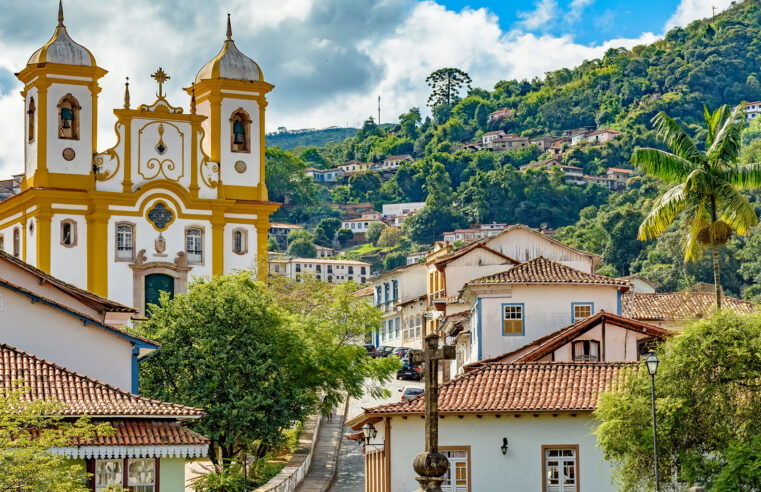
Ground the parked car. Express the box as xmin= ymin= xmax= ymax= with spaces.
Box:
xmin=392 ymin=347 xmax=410 ymax=358
xmin=376 ymin=346 xmax=395 ymax=358
xmin=400 ymin=385 xmax=424 ymax=401
xmin=397 ymin=359 xmax=423 ymax=381
xmin=363 ymin=344 xmax=377 ymax=358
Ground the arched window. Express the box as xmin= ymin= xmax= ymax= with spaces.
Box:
xmin=229 ymin=109 xmax=251 ymax=153
xmin=27 ymin=98 xmax=35 ymax=143
xmin=60 ymin=219 xmax=77 ymax=247
xmin=13 ymin=227 xmax=20 ymax=258
xmin=185 ymin=227 xmax=204 ymax=263
xmin=233 ymin=228 xmax=248 ymax=255
xmin=57 ymin=94 xmax=80 ymax=140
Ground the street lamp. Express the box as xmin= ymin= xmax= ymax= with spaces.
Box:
xmin=645 ymin=351 xmax=660 ymax=491
xmin=362 ymin=422 xmax=378 ymax=445
xmin=500 ymin=437 xmax=509 ymax=456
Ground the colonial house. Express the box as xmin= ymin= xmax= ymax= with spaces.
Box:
xmin=451 ymin=257 xmax=631 ymax=372
xmin=605 ymin=168 xmax=633 ymax=189
xmin=268 ymin=222 xmax=303 ymax=249
xmin=481 ymin=130 xmax=506 ymax=148
xmin=337 ymin=202 xmax=378 ymax=220
xmin=341 ymin=217 xmax=385 ymax=235
xmin=619 ymin=274 xmax=660 ymax=293
xmin=347 ymin=361 xmax=629 ymax=492
xmin=0 ymin=250 xmax=153 ymax=393
xmin=381 ymin=202 xmax=425 ymax=218
xmin=441 ymin=224 xmax=508 ymax=243
xmin=0 ymin=343 xmax=208 ymax=491
xmin=370 ymin=262 xmax=427 ymax=349
xmin=269 ymin=257 xmax=370 ymax=284
xmin=519 ymin=158 xmax=585 ymax=186
xmin=487 ymin=107 xmax=514 ymax=123
xmin=529 ymin=136 xmax=554 ymax=152
xmin=338 ymin=160 xmax=373 ymax=174
xmin=585 ymin=129 xmax=620 ymax=144
xmin=622 ymin=291 xmax=755 ymax=330
xmin=406 ymin=251 xmax=428 ymax=265
xmin=314 ymin=244 xmax=334 ymax=258
xmin=305 ymin=167 xmax=342 ymax=184
xmin=491 ymin=134 xmax=530 ymax=153
xmin=378 ymin=154 xmax=415 ymax=171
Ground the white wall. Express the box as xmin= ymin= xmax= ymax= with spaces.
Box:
xmin=0 ymin=287 xmax=133 ymax=391
xmin=224 ymin=222 xmax=258 ymax=273
xmin=220 ymin=97 xmax=261 ymax=188
xmin=25 ymin=87 xmax=38 ymax=176
xmin=444 ymin=249 xmax=514 ymax=296
xmin=50 ymin=213 xmax=88 ymax=289
xmin=380 ymin=414 xmax=614 ymax=492
xmin=25 ymin=216 xmax=36 ymax=267
xmin=485 ymin=228 xmax=596 ymax=273
xmin=472 ymin=285 xmax=620 ymax=363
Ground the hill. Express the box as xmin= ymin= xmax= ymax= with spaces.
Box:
xmin=266 ymin=127 xmax=358 ymax=150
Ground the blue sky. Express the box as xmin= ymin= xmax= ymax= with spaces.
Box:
xmin=0 ymin=0 xmax=733 ymax=176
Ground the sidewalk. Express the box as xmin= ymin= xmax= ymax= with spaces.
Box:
xmin=296 ymin=400 xmax=348 ymax=492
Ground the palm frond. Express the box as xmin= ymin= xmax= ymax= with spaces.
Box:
xmin=715 ymin=183 xmax=758 ymax=235
xmin=683 ymin=167 xmax=717 ymax=195
xmin=723 ymin=163 xmax=761 ymax=189
xmin=683 ymin=197 xmax=710 ymax=261
xmin=707 ymin=104 xmax=744 ymax=166
xmin=638 ymin=183 xmax=687 ymax=241
xmin=651 ymin=112 xmax=705 ymax=164
xmin=630 ymin=148 xmax=694 ymax=183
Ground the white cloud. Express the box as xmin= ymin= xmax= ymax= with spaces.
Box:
xmin=517 ymin=0 xmax=558 ymax=30
xmin=665 ymin=0 xmax=735 ymax=30
xmin=568 ymin=0 xmax=595 ymax=24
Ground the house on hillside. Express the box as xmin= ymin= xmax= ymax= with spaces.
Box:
xmin=406 ymin=251 xmax=427 ymax=265
xmin=741 ymin=101 xmax=761 ymax=121
xmin=337 ymin=202 xmax=378 ymax=220
xmin=481 ymin=130 xmax=506 ymax=148
xmin=347 ymin=361 xmax=628 ymax=492
xmin=492 ymin=134 xmax=530 ymax=153
xmin=605 ymin=168 xmax=633 ymax=189
xmin=341 ymin=217 xmax=385 ymax=239
xmin=0 ymin=343 xmax=208 ymax=490
xmin=529 ymin=136 xmax=554 ymax=152
xmin=0 ymin=251 xmax=153 ymax=393
xmin=487 ymin=107 xmax=514 ymax=123
xmin=378 ymin=154 xmax=415 ymax=171
xmin=305 ymin=167 xmax=342 ymax=184
xmin=269 ymin=223 xmax=303 ymax=249
xmin=381 ymin=202 xmax=425 ymax=218
xmin=338 ymin=160 xmax=373 ymax=174
xmin=269 ymin=257 xmax=370 ymax=284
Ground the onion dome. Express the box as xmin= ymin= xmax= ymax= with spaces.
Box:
xmin=195 ymin=14 xmax=262 ymax=83
xmin=28 ymin=1 xmax=96 ymax=67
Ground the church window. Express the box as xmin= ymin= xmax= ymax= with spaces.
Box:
xmin=60 ymin=219 xmax=77 ymax=247
xmin=230 ymin=109 xmax=251 ymax=153
xmin=233 ymin=228 xmax=248 ymax=255
xmin=13 ymin=228 xmax=20 ymax=258
xmin=116 ymin=223 xmax=135 ymax=261
xmin=27 ymin=98 xmax=35 ymax=143
xmin=57 ymin=94 xmax=81 ymax=140
xmin=185 ymin=227 xmax=204 ymax=263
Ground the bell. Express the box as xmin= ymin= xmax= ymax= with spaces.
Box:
xmin=233 ymin=132 xmax=244 ymax=145
xmin=62 ymin=119 xmax=71 ymax=129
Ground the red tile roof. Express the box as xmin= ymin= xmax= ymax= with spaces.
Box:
xmin=622 ymin=292 xmax=755 ymax=321
xmin=0 ymin=343 xmax=203 ymax=418
xmin=75 ymin=419 xmax=208 ymax=446
xmin=349 ymin=362 xmax=632 ymax=424
xmin=468 ymin=257 xmax=630 ymax=288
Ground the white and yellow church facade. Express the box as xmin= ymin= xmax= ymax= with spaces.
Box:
xmin=0 ymin=5 xmax=278 ymax=314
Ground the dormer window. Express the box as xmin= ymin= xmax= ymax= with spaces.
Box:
xmin=572 ymin=340 xmax=600 ymax=362
xmin=27 ymin=98 xmax=35 ymax=143
xmin=57 ymin=94 xmax=80 ymax=140
xmin=230 ymin=109 xmax=251 ymax=153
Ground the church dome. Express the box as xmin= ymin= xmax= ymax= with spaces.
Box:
xmin=195 ymin=15 xmax=262 ymax=84
xmin=28 ymin=2 xmax=95 ymax=67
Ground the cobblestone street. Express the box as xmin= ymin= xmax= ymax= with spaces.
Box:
xmin=329 ymin=377 xmax=423 ymax=491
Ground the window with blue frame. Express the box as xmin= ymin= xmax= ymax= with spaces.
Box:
xmin=392 ymin=280 xmax=399 ymax=301
xmin=384 ymin=283 xmax=390 ymax=304
xmin=381 ymin=320 xmax=386 ymax=341
xmin=502 ymin=303 xmax=524 ymax=336
xmin=572 ymin=302 xmax=594 ymax=322
xmin=395 ymin=317 xmax=401 ymax=338
xmin=375 ymin=286 xmax=382 ymax=306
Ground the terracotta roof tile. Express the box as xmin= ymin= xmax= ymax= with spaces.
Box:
xmin=75 ymin=420 xmax=209 ymax=446
xmin=622 ymin=292 xmax=756 ymax=320
xmin=0 ymin=343 xmax=203 ymax=418
xmin=468 ymin=257 xmax=630 ymax=287
xmin=356 ymin=362 xmax=631 ymax=418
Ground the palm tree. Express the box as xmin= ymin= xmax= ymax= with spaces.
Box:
xmin=631 ymin=104 xmax=761 ymax=308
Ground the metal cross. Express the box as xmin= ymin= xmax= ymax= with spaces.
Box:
xmin=411 ymin=334 xmax=456 ymax=491
xmin=151 ymin=67 xmax=170 ymax=99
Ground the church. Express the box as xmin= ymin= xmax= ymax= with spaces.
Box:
xmin=0 ymin=3 xmax=278 ymax=314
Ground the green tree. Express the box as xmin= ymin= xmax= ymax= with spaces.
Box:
xmin=330 ymin=185 xmax=351 ymax=204
xmin=365 ymin=221 xmax=388 ymax=245
xmin=265 ymin=148 xmax=318 ymax=209
xmin=288 ymin=238 xmax=317 ymax=258
xmin=595 ymin=311 xmax=761 ymax=490
xmin=138 ymin=273 xmax=398 ymax=467
xmin=316 ymin=218 xmax=341 ymax=241
xmin=348 ymin=171 xmax=383 ymax=202
xmin=299 ymin=148 xmax=328 ymax=168
xmin=426 ymin=68 xmax=472 ymax=107
xmin=0 ymin=384 xmax=113 ymax=491
xmin=377 ymin=226 xmax=402 ymax=248
xmin=631 ymin=105 xmax=761 ymax=307
xmin=383 ymin=251 xmax=406 ymax=271
xmin=336 ymin=227 xmax=354 ymax=246
xmin=312 ymin=227 xmax=332 ymax=248
xmin=267 ymin=237 xmax=279 ymax=252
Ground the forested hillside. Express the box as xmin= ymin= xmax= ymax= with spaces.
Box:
xmin=266 ymin=0 xmax=761 ymax=298
xmin=266 ymin=127 xmax=358 ymax=150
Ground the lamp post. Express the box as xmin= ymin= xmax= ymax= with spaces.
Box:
xmin=645 ymin=351 xmax=660 ymax=492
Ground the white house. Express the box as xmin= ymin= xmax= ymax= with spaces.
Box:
xmin=306 ymin=167 xmax=342 ymax=184
xmin=338 ymin=160 xmax=373 ymax=173
xmin=341 ymin=217 xmax=385 ymax=234
xmin=370 ymin=262 xmax=427 ymax=349
xmin=481 ymin=130 xmax=506 ymax=148
xmin=347 ymin=361 xmax=630 ymax=492
xmin=378 ymin=154 xmax=415 ymax=171
xmin=381 ymin=202 xmax=425 ymax=218
xmin=454 ymin=257 xmax=631 ymax=370
xmin=269 ymin=257 xmax=370 ymax=284
xmin=406 ymin=251 xmax=427 ymax=265
xmin=0 ymin=250 xmax=155 ymax=393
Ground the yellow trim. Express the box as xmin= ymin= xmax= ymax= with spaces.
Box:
xmin=221 ymin=184 xmax=266 ymax=201
xmin=189 ymin=78 xmax=273 ymax=97
xmin=86 ymin=211 xmax=109 ymax=296
xmin=145 ymin=199 xmax=176 ymax=232
xmin=122 ymin=117 xmax=133 ymax=192
xmin=35 ymin=208 xmax=52 ymax=272
xmin=113 ymin=108 xmax=206 ymax=124
xmin=209 ymin=94 xmax=222 ymax=163
xmin=259 ymin=98 xmax=267 ymax=201
xmin=211 ymin=217 xmax=225 ymax=276
xmin=16 ymin=63 xmax=107 ymax=86
xmin=255 ymin=219 xmax=269 ymax=280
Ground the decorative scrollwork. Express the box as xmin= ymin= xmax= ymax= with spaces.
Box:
xmin=94 ymin=123 xmax=122 ymax=181
xmin=200 ymin=157 xmax=220 ymax=188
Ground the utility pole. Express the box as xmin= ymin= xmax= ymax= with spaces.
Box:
xmin=378 ymin=95 xmax=381 ymax=125
xmin=712 ymin=5 xmax=716 ymax=20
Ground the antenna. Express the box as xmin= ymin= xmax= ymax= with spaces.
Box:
xmin=378 ymin=95 xmax=381 ymax=125
xmin=712 ymin=5 xmax=716 ymax=20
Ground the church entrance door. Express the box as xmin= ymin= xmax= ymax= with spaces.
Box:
xmin=145 ymin=273 xmax=175 ymax=314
